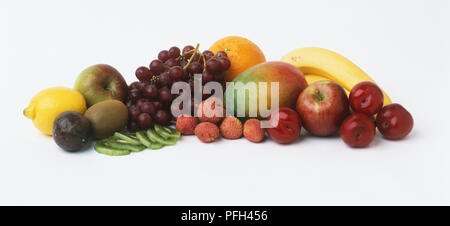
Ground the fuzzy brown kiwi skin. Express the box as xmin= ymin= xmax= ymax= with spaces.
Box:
xmin=84 ymin=100 xmax=128 ymax=139
xmin=53 ymin=111 xmax=92 ymax=152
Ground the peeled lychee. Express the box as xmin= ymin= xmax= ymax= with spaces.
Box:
xmin=243 ymin=119 xmax=265 ymax=143
xmin=220 ymin=116 xmax=242 ymax=139
xmin=176 ymin=115 xmax=198 ymax=135
xmin=195 ymin=122 xmax=220 ymax=143
xmin=197 ymin=97 xmax=225 ymax=124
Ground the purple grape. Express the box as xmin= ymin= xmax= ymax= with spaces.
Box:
xmin=202 ymin=71 xmax=214 ymax=84
xmin=129 ymin=81 xmax=140 ymax=90
xmin=159 ymin=72 xmax=172 ymax=87
xmin=143 ymin=84 xmax=158 ymax=99
xmin=182 ymin=45 xmax=194 ymax=58
xmin=165 ymin=58 xmax=178 ymax=67
xmin=135 ymin=66 xmax=152 ymax=81
xmin=129 ymin=89 xmax=142 ymax=101
xmin=152 ymin=101 xmax=163 ymax=111
xmin=158 ymin=50 xmax=170 ymax=62
xmin=150 ymin=59 xmax=165 ymax=74
xmin=218 ymin=57 xmax=231 ymax=71
xmin=154 ymin=110 xmax=169 ymax=124
xmin=169 ymin=46 xmax=181 ymax=58
xmin=136 ymin=99 xmax=148 ymax=108
xmin=137 ymin=113 xmax=153 ymax=129
xmin=188 ymin=62 xmax=203 ymax=74
xmin=202 ymin=50 xmax=214 ymax=59
xmin=216 ymin=51 xmax=228 ymax=58
xmin=169 ymin=66 xmax=184 ymax=81
xmin=158 ymin=87 xmax=173 ymax=103
xmin=136 ymin=81 xmax=147 ymax=91
xmin=129 ymin=105 xmax=141 ymax=121
xmin=140 ymin=101 xmax=156 ymax=115
xmin=206 ymin=58 xmax=221 ymax=73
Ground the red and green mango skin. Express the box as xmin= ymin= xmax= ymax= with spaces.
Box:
xmin=224 ymin=61 xmax=308 ymax=117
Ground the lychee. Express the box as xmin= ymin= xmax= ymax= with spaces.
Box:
xmin=195 ymin=122 xmax=220 ymax=143
xmin=220 ymin=116 xmax=243 ymax=139
xmin=197 ymin=97 xmax=225 ymax=124
xmin=243 ymin=119 xmax=265 ymax=143
xmin=176 ymin=115 xmax=198 ymax=135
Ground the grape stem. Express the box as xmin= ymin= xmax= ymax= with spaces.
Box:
xmin=176 ymin=49 xmax=195 ymax=61
xmin=201 ymin=53 xmax=206 ymax=71
xmin=150 ymin=74 xmax=159 ymax=85
xmin=183 ymin=43 xmax=200 ymax=71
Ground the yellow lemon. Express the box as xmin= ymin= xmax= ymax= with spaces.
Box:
xmin=24 ymin=87 xmax=87 ymax=136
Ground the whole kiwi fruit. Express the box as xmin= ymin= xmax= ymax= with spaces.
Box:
xmin=84 ymin=99 xmax=128 ymax=139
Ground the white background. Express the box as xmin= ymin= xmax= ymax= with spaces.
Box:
xmin=1 ymin=0 xmax=449 ymax=205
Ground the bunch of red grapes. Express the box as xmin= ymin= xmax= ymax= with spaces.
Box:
xmin=126 ymin=44 xmax=231 ymax=131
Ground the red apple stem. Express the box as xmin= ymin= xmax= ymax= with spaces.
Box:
xmin=314 ymin=90 xmax=325 ymax=101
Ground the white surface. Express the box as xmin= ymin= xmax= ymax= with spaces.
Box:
xmin=1 ymin=0 xmax=449 ymax=205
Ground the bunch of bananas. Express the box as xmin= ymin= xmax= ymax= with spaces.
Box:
xmin=281 ymin=47 xmax=392 ymax=106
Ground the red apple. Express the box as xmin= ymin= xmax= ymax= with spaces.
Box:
xmin=340 ymin=113 xmax=376 ymax=148
xmin=376 ymin=103 xmax=413 ymax=140
xmin=296 ymin=80 xmax=349 ymax=136
xmin=266 ymin=107 xmax=302 ymax=144
xmin=349 ymin=81 xmax=384 ymax=116
xmin=74 ymin=64 xmax=128 ymax=107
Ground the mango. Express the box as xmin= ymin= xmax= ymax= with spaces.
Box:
xmin=224 ymin=61 xmax=307 ymax=118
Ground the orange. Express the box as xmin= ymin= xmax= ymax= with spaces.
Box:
xmin=209 ymin=36 xmax=266 ymax=82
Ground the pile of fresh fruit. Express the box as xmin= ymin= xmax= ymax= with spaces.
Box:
xmin=24 ymin=35 xmax=414 ymax=156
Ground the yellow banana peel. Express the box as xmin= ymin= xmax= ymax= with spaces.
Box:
xmin=281 ymin=47 xmax=392 ymax=106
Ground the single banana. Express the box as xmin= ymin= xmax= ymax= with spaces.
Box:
xmin=281 ymin=47 xmax=392 ymax=106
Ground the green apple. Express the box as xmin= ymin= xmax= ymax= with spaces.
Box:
xmin=74 ymin=64 xmax=128 ymax=107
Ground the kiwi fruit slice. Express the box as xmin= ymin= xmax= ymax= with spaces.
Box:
xmin=136 ymin=131 xmax=153 ymax=148
xmin=147 ymin=128 xmax=177 ymax=145
xmin=113 ymin=132 xmax=141 ymax=145
xmin=104 ymin=138 xmax=146 ymax=152
xmin=154 ymin=124 xmax=181 ymax=139
xmin=149 ymin=142 xmax=165 ymax=150
xmin=94 ymin=140 xmax=131 ymax=156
